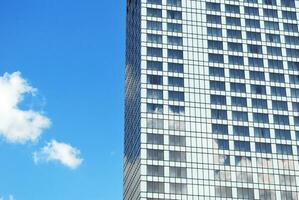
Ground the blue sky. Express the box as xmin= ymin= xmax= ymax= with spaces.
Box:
xmin=0 ymin=0 xmax=125 ymax=199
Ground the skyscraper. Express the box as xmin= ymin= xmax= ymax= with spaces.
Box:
xmin=124 ymin=0 xmax=299 ymax=199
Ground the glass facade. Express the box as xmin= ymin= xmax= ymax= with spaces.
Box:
xmin=124 ymin=0 xmax=299 ymax=199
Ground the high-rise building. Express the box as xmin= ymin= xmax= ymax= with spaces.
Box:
xmin=124 ymin=0 xmax=299 ymax=199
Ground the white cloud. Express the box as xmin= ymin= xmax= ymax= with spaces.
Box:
xmin=33 ymin=140 xmax=83 ymax=169
xmin=0 ymin=72 xmax=51 ymax=143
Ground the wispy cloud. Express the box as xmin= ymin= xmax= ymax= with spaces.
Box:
xmin=0 ymin=72 xmax=51 ymax=143
xmin=33 ymin=140 xmax=83 ymax=169
xmin=0 ymin=195 xmax=15 ymax=200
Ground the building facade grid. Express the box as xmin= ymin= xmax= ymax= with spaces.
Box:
xmin=124 ymin=0 xmax=299 ymax=199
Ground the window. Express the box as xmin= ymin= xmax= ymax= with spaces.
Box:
xmin=246 ymin=31 xmax=261 ymax=41
xmin=148 ymin=0 xmax=162 ymax=4
xmin=250 ymin=71 xmax=265 ymax=81
xmin=276 ymin=144 xmax=293 ymax=155
xmin=210 ymin=81 xmax=225 ymax=91
xmin=260 ymin=190 xmax=276 ymax=200
xmin=245 ymin=19 xmax=260 ymax=28
xmin=227 ymin=29 xmax=242 ymax=39
xmin=226 ymin=17 xmax=241 ymax=26
xmin=244 ymin=7 xmax=259 ymax=16
xmin=169 ymin=105 xmax=185 ymax=115
xmin=264 ymin=21 xmax=279 ymax=30
xmin=225 ymin=4 xmax=240 ymax=13
xmin=168 ymin=36 xmax=183 ymax=46
xmin=294 ymin=116 xmax=299 ymax=125
xmin=206 ymin=2 xmax=221 ymax=11
xmin=147 ymin=47 xmax=162 ymax=57
xmin=167 ymin=23 xmax=182 ymax=32
xmin=229 ymin=69 xmax=245 ymax=79
xmin=291 ymin=88 xmax=299 ymax=98
xmin=253 ymin=113 xmax=269 ymax=123
xmin=267 ymin=46 xmax=282 ymax=56
xmin=263 ymin=0 xmax=276 ymax=6
xmin=147 ymin=149 xmax=164 ymax=160
xmin=265 ymin=34 xmax=280 ymax=43
xmin=207 ymin=15 xmax=222 ymax=24
xmin=208 ymin=53 xmax=224 ymax=63
xmin=272 ymin=100 xmax=288 ymax=111
xmin=168 ymin=77 xmax=184 ymax=87
xmin=215 ymin=186 xmax=232 ymax=198
xmin=147 ymin=119 xmax=164 ymax=129
xmin=168 ymin=49 xmax=183 ymax=59
xmin=234 ymin=141 xmax=251 ymax=152
xmin=288 ymin=61 xmax=299 ymax=71
xmin=268 ymin=59 xmax=283 ymax=69
xmin=281 ymin=0 xmax=295 ymax=7
xmin=207 ymin=27 xmax=222 ymax=37
xmin=209 ymin=67 xmax=224 ymax=77
xmin=273 ymin=115 xmax=289 ymax=125
xmin=263 ymin=8 xmax=278 ymax=18
xmin=233 ymin=126 xmax=249 ymax=136
xmin=167 ymin=0 xmax=181 ymax=6
xmin=147 ymin=75 xmax=163 ymax=85
xmin=169 ymin=151 xmax=186 ymax=162
xmin=292 ymin=103 xmax=299 ymax=112
xmin=208 ymin=40 xmax=223 ymax=50
xmin=147 ymin=20 xmax=162 ymax=30
xmin=269 ymin=73 xmax=285 ymax=83
xmin=167 ymin=10 xmax=182 ymax=20
xmin=147 ymin=181 xmax=164 ymax=193
xmin=275 ymin=129 xmax=291 ymax=140
xmin=285 ymin=36 xmax=299 ymax=45
xmin=282 ymin=11 xmax=297 ymax=20
xmin=168 ymin=120 xmax=185 ymax=130
xmin=168 ymin=91 xmax=184 ymax=101
xmin=248 ymin=44 xmax=262 ymax=54
xmin=147 ymin=8 xmax=162 ymax=18
xmin=251 ymin=84 xmax=266 ymax=95
xmin=248 ymin=58 xmax=264 ymax=68
xmin=228 ymin=42 xmax=243 ymax=52
xmin=231 ymin=83 xmax=246 ymax=93
xmin=147 ymin=34 xmax=162 ymax=43
xmin=147 ymin=89 xmax=163 ymax=99
xmin=231 ymin=97 xmax=247 ymax=107
xmin=290 ymin=75 xmax=299 ymax=85
xmin=271 ymin=86 xmax=286 ymax=96
xmin=252 ymin=99 xmax=268 ymax=109
xmin=169 ymin=183 xmax=187 ymax=194
xmin=237 ymin=188 xmax=254 ymax=199
xmin=147 ymin=133 xmax=164 ymax=145
xmin=216 ymin=139 xmax=229 ymax=150
xmin=256 ymin=142 xmax=272 ymax=153
xmin=229 ymin=55 xmax=244 ymax=65
xmin=211 ymin=109 xmax=227 ymax=120
xmin=211 ymin=95 xmax=226 ymax=105
xmin=245 ymin=0 xmax=258 ymax=2
xmin=169 ymin=167 xmax=187 ymax=178
xmin=254 ymin=127 xmax=270 ymax=138
xmin=286 ymin=48 xmax=299 ymax=58
xmin=169 ymin=135 xmax=186 ymax=146
xmin=283 ymin=23 xmax=298 ymax=32
xmin=147 ymin=103 xmax=163 ymax=113
xmin=147 ymin=61 xmax=162 ymax=71
xmin=147 ymin=165 xmax=164 ymax=177
xmin=168 ymin=63 xmax=183 ymax=73
xmin=232 ymin=111 xmax=248 ymax=122
xmin=212 ymin=124 xmax=228 ymax=135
